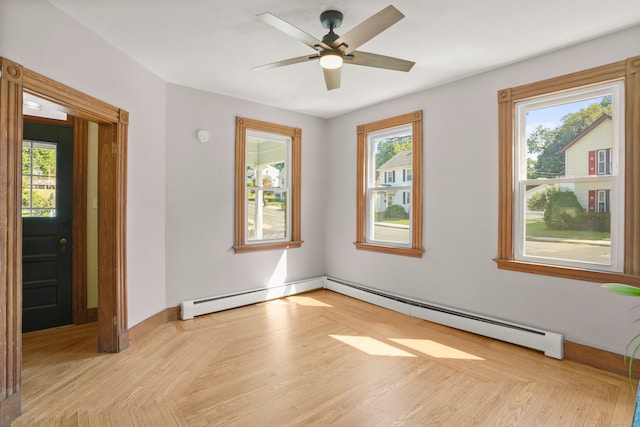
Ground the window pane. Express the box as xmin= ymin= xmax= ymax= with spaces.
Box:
xmin=31 ymin=142 xmax=57 ymax=176
xmin=22 ymin=143 xmax=31 ymax=174
xmin=247 ymin=190 xmax=288 ymax=242
xmin=22 ymin=140 xmax=57 ymax=218
xmin=368 ymin=188 xmax=410 ymax=245
xmin=524 ymin=183 xmax=612 ymax=266
xmin=246 ymin=133 xmax=287 ymax=189
xmin=524 ymin=95 xmax=613 ymax=181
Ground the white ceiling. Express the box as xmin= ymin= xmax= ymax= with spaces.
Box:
xmin=49 ymin=0 xmax=640 ymax=119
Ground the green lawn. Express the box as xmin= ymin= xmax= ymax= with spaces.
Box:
xmin=526 ymin=220 xmax=610 ymax=241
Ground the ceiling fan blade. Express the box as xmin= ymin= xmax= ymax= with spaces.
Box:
xmin=257 ymin=12 xmax=331 ymax=51
xmin=323 ymin=67 xmax=341 ymax=90
xmin=253 ymin=55 xmax=319 ymax=70
xmin=346 ymin=51 xmax=415 ymax=72
xmin=332 ymin=5 xmax=405 ymax=54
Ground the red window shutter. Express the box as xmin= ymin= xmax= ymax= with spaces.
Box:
xmin=588 ymin=150 xmax=596 ymax=175
xmin=588 ymin=190 xmax=596 ymax=211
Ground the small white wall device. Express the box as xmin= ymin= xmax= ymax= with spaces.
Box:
xmin=196 ymin=129 xmax=210 ymax=143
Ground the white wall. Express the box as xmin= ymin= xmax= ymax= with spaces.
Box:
xmin=164 ymin=85 xmax=327 ymax=305
xmin=0 ymin=0 xmax=167 ymax=327
xmin=325 ymin=25 xmax=640 ymax=355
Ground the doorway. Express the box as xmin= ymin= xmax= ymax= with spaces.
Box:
xmin=21 ymin=121 xmax=74 ymax=332
xmin=0 ymin=56 xmax=130 ymax=423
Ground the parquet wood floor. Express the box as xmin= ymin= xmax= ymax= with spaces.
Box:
xmin=11 ymin=290 xmax=636 ymax=426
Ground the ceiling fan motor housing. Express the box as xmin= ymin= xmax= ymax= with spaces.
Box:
xmin=320 ymin=10 xmax=343 ymax=29
xmin=320 ymin=10 xmax=343 ymax=46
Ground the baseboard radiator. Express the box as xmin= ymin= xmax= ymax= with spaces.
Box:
xmin=180 ymin=277 xmax=324 ymax=320
xmin=324 ymin=277 xmax=563 ymax=359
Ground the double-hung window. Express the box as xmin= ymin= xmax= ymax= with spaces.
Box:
xmin=355 ymin=111 xmax=423 ymax=258
xmin=234 ymin=117 xmax=302 ymax=253
xmin=496 ymin=56 xmax=640 ymax=283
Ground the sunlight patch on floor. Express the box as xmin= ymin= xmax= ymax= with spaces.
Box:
xmin=390 ymin=338 xmax=484 ymax=360
xmin=289 ymin=296 xmax=333 ymax=307
xmin=330 ymin=335 xmax=416 ymax=357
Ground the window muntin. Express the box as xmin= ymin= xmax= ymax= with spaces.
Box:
xmin=355 ymin=111 xmax=423 ymax=258
xmin=513 ymin=81 xmax=624 ymax=272
xmin=22 ymin=140 xmax=57 ymax=217
xmin=234 ymin=117 xmax=302 ymax=253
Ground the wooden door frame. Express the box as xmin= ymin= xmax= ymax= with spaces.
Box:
xmin=0 ymin=57 xmax=128 ymax=424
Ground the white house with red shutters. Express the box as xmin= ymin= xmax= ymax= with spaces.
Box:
xmin=558 ymin=114 xmax=612 ymax=212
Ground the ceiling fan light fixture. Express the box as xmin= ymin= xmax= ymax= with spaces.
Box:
xmin=319 ymin=52 xmax=343 ymax=69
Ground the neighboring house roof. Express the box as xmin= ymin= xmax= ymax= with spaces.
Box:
xmin=558 ymin=114 xmax=611 ymax=154
xmin=377 ymin=150 xmax=412 ymax=171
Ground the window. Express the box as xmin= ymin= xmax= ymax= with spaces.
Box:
xmin=385 ymin=171 xmax=395 ymax=184
xmin=596 ymin=189 xmax=610 ymax=213
xmin=595 ymin=149 xmax=612 ymax=175
xmin=22 ymin=140 xmax=57 ymax=217
xmin=496 ymin=56 xmax=640 ymax=284
xmin=234 ymin=117 xmax=302 ymax=253
xmin=355 ymin=111 xmax=423 ymax=257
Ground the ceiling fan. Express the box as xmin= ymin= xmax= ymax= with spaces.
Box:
xmin=253 ymin=5 xmax=415 ymax=90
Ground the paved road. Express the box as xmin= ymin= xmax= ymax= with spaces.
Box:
xmin=372 ymin=225 xmax=610 ymax=265
xmin=525 ymin=240 xmax=610 ymax=264
xmin=372 ymin=223 xmax=410 ymax=244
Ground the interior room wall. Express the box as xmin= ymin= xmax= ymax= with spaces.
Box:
xmin=2 ymin=0 xmax=639 ymax=356
xmin=164 ymin=84 xmax=328 ymax=306
xmin=0 ymin=0 xmax=168 ymax=327
xmin=324 ymin=24 xmax=640 ymax=355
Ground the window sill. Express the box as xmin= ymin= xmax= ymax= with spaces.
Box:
xmin=354 ymin=242 xmax=424 ymax=258
xmin=493 ymin=258 xmax=640 ymax=286
xmin=234 ymin=240 xmax=303 ymax=254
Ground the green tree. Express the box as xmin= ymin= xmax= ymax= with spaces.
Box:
xmin=375 ymin=136 xmax=411 ymax=170
xmin=22 ymin=143 xmax=56 ymax=176
xmin=543 ymin=188 xmax=584 ymax=230
xmin=32 ymin=146 xmax=56 ymax=176
xmin=527 ymin=189 xmax=548 ymax=211
xmin=527 ymin=98 xmax=612 ymax=179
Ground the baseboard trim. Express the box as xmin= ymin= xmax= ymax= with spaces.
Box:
xmin=564 ymin=340 xmax=640 ymax=378
xmin=125 ymin=297 xmax=636 ymax=378
xmin=73 ymin=307 xmax=98 ymax=325
xmin=128 ymin=306 xmax=180 ymax=343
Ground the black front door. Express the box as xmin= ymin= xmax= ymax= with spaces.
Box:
xmin=22 ymin=121 xmax=73 ymax=332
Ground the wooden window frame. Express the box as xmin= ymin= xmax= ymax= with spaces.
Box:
xmin=495 ymin=56 xmax=640 ymax=286
xmin=355 ymin=110 xmax=424 ymax=258
xmin=234 ymin=117 xmax=302 ymax=253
